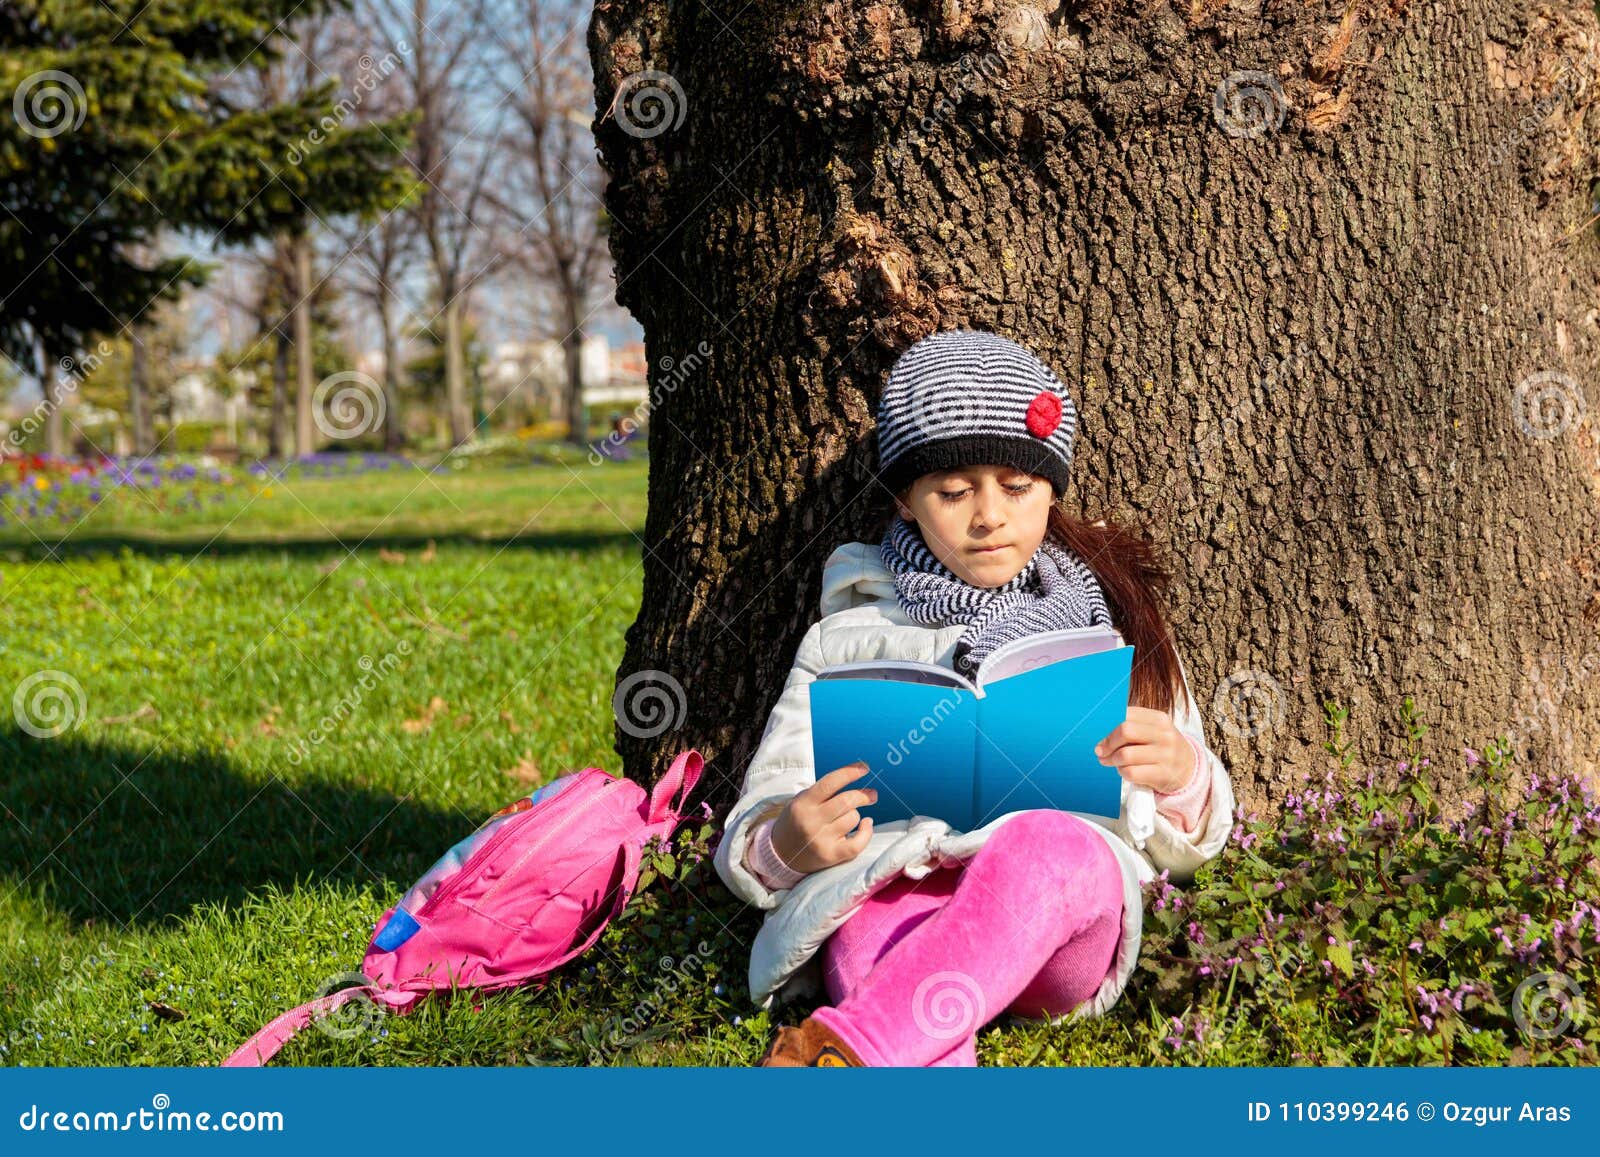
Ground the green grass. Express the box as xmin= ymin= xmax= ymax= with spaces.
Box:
xmin=7 ymin=450 xmax=1562 ymax=1067
xmin=0 ymin=455 xmax=695 ymax=1064
xmin=0 ymin=452 xmax=1188 ymax=1067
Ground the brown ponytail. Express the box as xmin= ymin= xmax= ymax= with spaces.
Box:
xmin=1044 ymin=507 xmax=1183 ymax=716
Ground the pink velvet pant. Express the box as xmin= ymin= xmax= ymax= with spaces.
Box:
xmin=810 ymin=810 xmax=1125 ymax=1067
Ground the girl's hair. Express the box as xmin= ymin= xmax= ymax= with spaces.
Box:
xmin=1044 ymin=507 xmax=1182 ymax=716
xmin=879 ymin=494 xmax=1185 ymax=716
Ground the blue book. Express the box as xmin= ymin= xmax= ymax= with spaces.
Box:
xmin=809 ymin=625 xmax=1133 ymax=830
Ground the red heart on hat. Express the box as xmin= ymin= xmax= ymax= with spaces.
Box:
xmin=1025 ymin=390 xmax=1062 ymax=438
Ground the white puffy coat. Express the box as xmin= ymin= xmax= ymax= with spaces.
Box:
xmin=711 ymin=541 xmax=1237 ymax=1021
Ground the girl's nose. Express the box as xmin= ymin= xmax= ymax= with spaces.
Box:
xmin=974 ymin=493 xmax=1005 ymax=529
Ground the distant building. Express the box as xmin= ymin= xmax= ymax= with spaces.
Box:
xmin=483 ymin=334 xmax=647 ymax=422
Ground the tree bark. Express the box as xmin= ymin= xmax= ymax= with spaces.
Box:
xmin=592 ymin=0 xmax=1600 ymax=818
xmin=563 ymin=305 xmax=587 ymax=447
xmin=377 ymin=297 xmax=407 ymax=452
xmin=292 ymin=233 xmax=317 ymax=457
xmin=443 ymin=291 xmax=472 ymax=445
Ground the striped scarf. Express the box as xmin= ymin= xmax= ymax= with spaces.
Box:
xmin=879 ymin=516 xmax=1113 ymax=679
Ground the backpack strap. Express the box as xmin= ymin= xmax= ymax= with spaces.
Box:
xmin=646 ymin=749 xmax=703 ymax=825
xmin=222 ymin=985 xmax=421 ymax=1068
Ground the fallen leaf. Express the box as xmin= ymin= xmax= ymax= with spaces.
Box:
xmin=148 ymin=1000 xmax=187 ymax=1023
xmin=503 ymin=752 xmax=542 ymax=785
xmin=402 ymin=696 xmax=447 ymax=733
xmin=379 ymin=548 xmax=406 ymax=564
xmin=500 ymin=710 xmax=522 ymax=734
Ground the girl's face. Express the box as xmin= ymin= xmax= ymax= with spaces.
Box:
xmin=894 ymin=464 xmax=1055 ymax=588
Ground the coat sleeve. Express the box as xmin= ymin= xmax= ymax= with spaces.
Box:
xmin=1121 ymin=648 xmax=1236 ymax=884
xmin=712 ymin=619 xmax=828 ymax=909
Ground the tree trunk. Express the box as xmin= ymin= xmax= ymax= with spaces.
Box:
xmin=128 ymin=329 xmax=151 ymax=457
xmin=270 ymin=324 xmax=291 ymax=460
xmin=378 ymin=299 xmax=407 ymax=452
xmin=592 ymin=2 xmax=1600 ymax=818
xmin=444 ymin=292 xmax=472 ymax=446
xmin=292 ymin=233 xmax=317 ymax=457
xmin=41 ymin=348 xmax=64 ymax=458
xmin=563 ymin=311 xmax=587 ymax=447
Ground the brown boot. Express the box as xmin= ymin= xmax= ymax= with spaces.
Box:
xmin=757 ymin=1015 xmax=866 ymax=1067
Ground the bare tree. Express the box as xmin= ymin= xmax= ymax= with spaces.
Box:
xmin=363 ymin=0 xmax=506 ymax=447
xmin=492 ymin=0 xmax=616 ymax=445
xmin=334 ymin=210 xmax=417 ymax=450
xmin=325 ymin=29 xmax=422 ymax=452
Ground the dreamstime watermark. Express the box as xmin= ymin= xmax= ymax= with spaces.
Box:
xmin=12 ymin=69 xmax=86 ymax=139
xmin=1211 ymin=668 xmax=1285 ymax=739
xmin=284 ymin=642 xmax=412 ymax=766
xmin=1511 ymin=970 xmax=1587 ymax=1041
xmin=285 ymin=41 xmax=411 ymax=165
xmin=583 ymin=941 xmax=715 ymax=1064
xmin=911 ymin=969 xmax=986 ymax=1042
xmin=1511 ymin=369 xmax=1587 ymax=440
xmin=312 ymin=370 xmax=387 ymax=440
xmin=7 ymin=341 xmax=114 ymax=449
xmin=612 ymin=70 xmax=686 ymax=139
xmin=308 ymin=971 xmax=384 ymax=1042
xmin=900 ymin=349 xmax=988 ymax=443
xmin=883 ymin=9 xmax=1053 ymax=169
xmin=883 ymin=689 xmax=965 ymax=768
xmin=16 ymin=1094 xmax=284 ymax=1134
xmin=886 ymin=48 xmax=1009 ymax=168
xmin=1213 ymin=70 xmax=1288 ymax=138
xmin=587 ymin=341 xmax=711 ymax=465
xmin=12 ymin=670 xmax=86 ymax=739
xmin=612 ymin=668 xmax=688 ymax=739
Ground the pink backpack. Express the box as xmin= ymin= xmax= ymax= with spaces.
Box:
xmin=224 ymin=749 xmax=704 ymax=1066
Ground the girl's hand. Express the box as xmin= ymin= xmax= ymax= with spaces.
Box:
xmin=1095 ymin=707 xmax=1194 ymax=795
xmin=770 ymin=761 xmax=878 ymax=873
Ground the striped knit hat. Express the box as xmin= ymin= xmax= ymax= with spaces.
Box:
xmin=873 ymin=328 xmax=1077 ymax=496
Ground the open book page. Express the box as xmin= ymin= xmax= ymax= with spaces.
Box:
xmin=810 ymin=676 xmax=980 ymax=827
xmin=975 ymin=624 xmax=1126 ymax=687
xmin=813 ymin=659 xmax=975 ymax=692
xmin=808 ymin=629 xmax=1133 ymax=830
xmin=971 ymin=644 xmax=1133 ymax=826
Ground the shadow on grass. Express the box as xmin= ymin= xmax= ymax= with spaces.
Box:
xmin=0 ymin=527 xmax=646 ymax=562
xmin=0 ymin=727 xmax=470 ymax=930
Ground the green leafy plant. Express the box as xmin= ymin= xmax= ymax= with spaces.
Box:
xmin=1127 ymin=698 xmax=1598 ymax=1065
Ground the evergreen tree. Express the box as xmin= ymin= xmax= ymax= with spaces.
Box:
xmin=0 ymin=0 xmax=415 ymax=454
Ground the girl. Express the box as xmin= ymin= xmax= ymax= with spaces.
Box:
xmin=711 ymin=328 xmax=1235 ymax=1067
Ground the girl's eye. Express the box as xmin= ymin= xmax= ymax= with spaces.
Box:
xmin=935 ymin=483 xmax=1033 ymax=504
